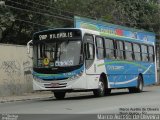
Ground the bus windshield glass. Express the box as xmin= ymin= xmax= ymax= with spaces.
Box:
xmin=33 ymin=40 xmax=82 ymax=68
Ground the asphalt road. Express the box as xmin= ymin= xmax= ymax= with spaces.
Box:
xmin=0 ymin=86 xmax=160 ymax=120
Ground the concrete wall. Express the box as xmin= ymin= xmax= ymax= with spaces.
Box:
xmin=0 ymin=44 xmax=33 ymax=96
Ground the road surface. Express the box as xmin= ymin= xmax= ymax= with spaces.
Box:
xmin=0 ymin=85 xmax=160 ymax=120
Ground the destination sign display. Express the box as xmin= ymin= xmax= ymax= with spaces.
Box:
xmin=33 ymin=29 xmax=81 ymax=41
xmin=39 ymin=32 xmax=73 ymax=40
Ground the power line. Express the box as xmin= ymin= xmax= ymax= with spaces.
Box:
xmin=6 ymin=0 xmax=73 ymax=21
xmin=0 ymin=14 xmax=54 ymax=28
xmin=6 ymin=3 xmax=158 ymax=26
xmin=3 ymin=5 xmax=160 ymax=28
xmin=29 ymin=0 xmax=54 ymax=8
xmin=15 ymin=18 xmax=54 ymax=28
xmin=7 ymin=0 xmax=159 ymax=25
xmin=23 ymin=0 xmax=95 ymax=20
xmin=5 ymin=4 xmax=74 ymax=21
xmin=24 ymin=0 xmax=78 ymax=16
xmin=3 ymin=1 xmax=160 ymax=35
xmin=7 ymin=0 xmax=78 ymax=17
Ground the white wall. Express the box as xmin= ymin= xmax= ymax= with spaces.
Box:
xmin=0 ymin=44 xmax=33 ymax=96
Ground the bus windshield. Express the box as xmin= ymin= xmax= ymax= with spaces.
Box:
xmin=33 ymin=40 xmax=83 ymax=68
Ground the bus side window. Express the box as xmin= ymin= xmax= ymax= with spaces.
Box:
xmin=133 ymin=43 xmax=141 ymax=61
xmin=96 ymin=37 xmax=104 ymax=59
xmin=117 ymin=41 xmax=125 ymax=60
xmin=148 ymin=46 xmax=154 ymax=62
xmin=104 ymin=39 xmax=115 ymax=59
xmin=124 ymin=42 xmax=134 ymax=61
xmin=141 ymin=45 xmax=149 ymax=62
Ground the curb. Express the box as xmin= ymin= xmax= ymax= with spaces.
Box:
xmin=0 ymin=93 xmax=53 ymax=103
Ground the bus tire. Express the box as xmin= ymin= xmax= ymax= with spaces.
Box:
xmin=105 ymin=88 xmax=111 ymax=95
xmin=93 ymin=77 xmax=105 ymax=97
xmin=136 ymin=75 xmax=144 ymax=92
xmin=54 ymin=92 xmax=66 ymax=100
xmin=129 ymin=75 xmax=143 ymax=93
xmin=105 ymin=78 xmax=111 ymax=95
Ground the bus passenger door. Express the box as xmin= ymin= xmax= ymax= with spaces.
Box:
xmin=83 ymin=34 xmax=95 ymax=74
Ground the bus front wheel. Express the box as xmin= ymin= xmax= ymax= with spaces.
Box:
xmin=93 ymin=78 xmax=105 ymax=97
xmin=53 ymin=92 xmax=66 ymax=99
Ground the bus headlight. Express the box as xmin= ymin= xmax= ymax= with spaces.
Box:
xmin=33 ymin=76 xmax=42 ymax=83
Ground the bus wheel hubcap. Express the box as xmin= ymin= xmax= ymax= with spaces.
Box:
xmin=99 ymin=81 xmax=104 ymax=93
xmin=139 ymin=80 xmax=143 ymax=90
xmin=138 ymin=76 xmax=143 ymax=91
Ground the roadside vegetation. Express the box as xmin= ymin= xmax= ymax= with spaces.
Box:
xmin=0 ymin=0 xmax=159 ymax=45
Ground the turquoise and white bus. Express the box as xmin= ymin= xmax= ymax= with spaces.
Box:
xmin=27 ymin=17 xmax=157 ymax=99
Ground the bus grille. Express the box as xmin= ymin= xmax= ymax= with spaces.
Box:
xmin=44 ymin=83 xmax=67 ymax=88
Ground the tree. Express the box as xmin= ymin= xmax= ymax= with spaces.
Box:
xmin=0 ymin=0 xmax=159 ymax=44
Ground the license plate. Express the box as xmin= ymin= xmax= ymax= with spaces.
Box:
xmin=51 ymin=83 xmax=59 ymax=87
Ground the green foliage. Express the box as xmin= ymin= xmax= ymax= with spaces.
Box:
xmin=0 ymin=0 xmax=160 ymax=44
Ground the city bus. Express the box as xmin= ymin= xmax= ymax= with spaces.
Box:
xmin=27 ymin=17 xmax=157 ymax=99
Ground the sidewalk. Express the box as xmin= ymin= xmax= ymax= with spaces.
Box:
xmin=0 ymin=91 xmax=93 ymax=103
xmin=0 ymin=91 xmax=53 ymax=103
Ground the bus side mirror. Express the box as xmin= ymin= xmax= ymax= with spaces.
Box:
xmin=27 ymin=40 xmax=33 ymax=54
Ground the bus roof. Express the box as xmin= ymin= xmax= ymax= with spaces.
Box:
xmin=74 ymin=16 xmax=155 ymax=35
xmin=74 ymin=16 xmax=156 ymax=44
